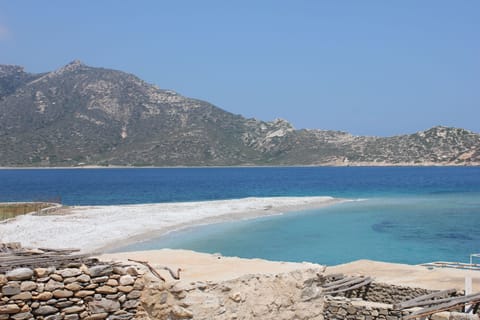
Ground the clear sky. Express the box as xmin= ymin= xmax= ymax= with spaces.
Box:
xmin=0 ymin=1 xmax=478 ymax=136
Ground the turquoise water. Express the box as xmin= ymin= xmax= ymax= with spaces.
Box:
xmin=1 ymin=167 xmax=480 ymax=265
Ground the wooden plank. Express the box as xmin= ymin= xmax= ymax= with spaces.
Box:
xmin=393 ymin=288 xmax=457 ymax=310
xmin=323 ymin=276 xmax=356 ymax=289
xmin=323 ymin=277 xmax=373 ymax=295
xmin=322 ymin=276 xmax=366 ymax=292
xmin=403 ymin=292 xmax=480 ymax=319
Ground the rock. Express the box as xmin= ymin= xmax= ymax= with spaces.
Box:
xmin=55 ymin=301 xmax=74 ymax=308
xmin=58 ymin=268 xmax=82 ymax=278
xmin=127 ymin=290 xmax=141 ymax=299
xmin=0 ymin=304 xmax=21 ymax=314
xmin=88 ymin=265 xmax=113 ymax=277
xmin=76 ymin=274 xmax=91 ymax=283
xmin=64 ymin=277 xmax=77 ymax=284
xmin=45 ymin=279 xmax=64 ymax=291
xmin=117 ymin=285 xmax=133 ymax=293
xmin=33 ymin=292 xmax=53 ymax=301
xmin=75 ymin=290 xmax=96 ymax=298
xmin=171 ymin=305 xmax=193 ymax=319
xmin=64 ymin=314 xmax=79 ymax=320
xmin=11 ymin=312 xmax=33 ymax=320
xmin=84 ymin=283 xmax=98 ymax=290
xmin=96 ymin=285 xmax=117 ymax=294
xmin=0 ymin=275 xmax=7 ymax=286
xmin=33 ymin=305 xmax=58 ymax=316
xmin=35 ymin=268 xmax=52 ymax=278
xmin=125 ymin=267 xmax=138 ymax=276
xmin=65 ymin=282 xmax=82 ymax=291
xmin=84 ymin=313 xmax=108 ymax=320
xmin=119 ymin=275 xmax=134 ymax=286
xmin=20 ymin=281 xmax=37 ymax=291
xmin=229 ymin=292 xmax=242 ymax=303
xmin=50 ymin=274 xmax=63 ymax=282
xmin=2 ymin=282 xmax=21 ymax=296
xmin=52 ymin=289 xmax=73 ymax=298
xmin=113 ymin=267 xmax=126 ymax=275
xmin=106 ymin=279 xmax=118 ymax=286
xmin=63 ymin=305 xmax=85 ymax=314
xmin=6 ymin=268 xmax=34 ymax=281
xmin=10 ymin=292 xmax=32 ymax=301
xmin=92 ymin=276 xmax=109 ymax=283
xmin=122 ymin=299 xmax=138 ymax=309
xmin=133 ymin=278 xmax=145 ymax=290
xmin=88 ymin=298 xmax=120 ymax=313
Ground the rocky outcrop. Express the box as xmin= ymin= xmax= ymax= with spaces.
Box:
xmin=137 ymin=268 xmax=325 ymax=320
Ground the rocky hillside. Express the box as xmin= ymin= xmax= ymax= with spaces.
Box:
xmin=0 ymin=61 xmax=479 ymax=167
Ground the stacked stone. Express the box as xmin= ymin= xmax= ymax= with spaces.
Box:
xmin=0 ymin=264 xmax=144 ymax=320
xmin=323 ymin=296 xmax=409 ymax=320
xmin=335 ymin=282 xmax=433 ymax=304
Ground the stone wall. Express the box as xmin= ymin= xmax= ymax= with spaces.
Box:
xmin=0 ymin=264 xmax=144 ymax=320
xmin=323 ymin=296 xmax=407 ymax=320
xmin=323 ymin=296 xmax=480 ymax=320
xmin=335 ymin=281 xmax=434 ymax=304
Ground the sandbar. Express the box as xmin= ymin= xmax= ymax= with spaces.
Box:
xmin=0 ymin=196 xmax=343 ymax=253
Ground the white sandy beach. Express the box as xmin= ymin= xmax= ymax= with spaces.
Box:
xmin=0 ymin=196 xmax=342 ymax=253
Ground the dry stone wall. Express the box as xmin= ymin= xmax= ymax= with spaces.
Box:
xmin=334 ymin=281 xmax=433 ymax=304
xmin=0 ymin=264 xmax=144 ymax=320
xmin=323 ymin=296 xmax=408 ymax=320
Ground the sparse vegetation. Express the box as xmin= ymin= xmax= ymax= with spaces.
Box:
xmin=0 ymin=62 xmax=479 ymax=167
xmin=0 ymin=203 xmax=54 ymax=221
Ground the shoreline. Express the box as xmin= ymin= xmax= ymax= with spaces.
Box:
xmin=0 ymin=196 xmax=344 ymax=253
xmin=1 ymin=163 xmax=479 ymax=170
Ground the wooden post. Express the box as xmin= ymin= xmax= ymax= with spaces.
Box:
xmin=465 ymin=276 xmax=472 ymax=313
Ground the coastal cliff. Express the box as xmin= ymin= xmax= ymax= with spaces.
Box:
xmin=1 ymin=61 xmax=479 ymax=167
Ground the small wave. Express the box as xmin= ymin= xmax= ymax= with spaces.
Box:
xmin=343 ymin=198 xmax=369 ymax=202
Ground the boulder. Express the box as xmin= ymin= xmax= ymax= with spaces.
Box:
xmin=6 ymin=268 xmax=33 ymax=281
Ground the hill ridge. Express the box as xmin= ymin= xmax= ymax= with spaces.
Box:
xmin=0 ymin=62 xmax=479 ymax=167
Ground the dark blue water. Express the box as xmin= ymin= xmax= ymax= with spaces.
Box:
xmin=1 ymin=167 xmax=480 ymax=265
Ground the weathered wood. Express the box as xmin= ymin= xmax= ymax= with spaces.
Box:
xmin=128 ymin=259 xmax=166 ymax=282
xmin=323 ymin=276 xmax=356 ymax=288
xmin=160 ymin=266 xmax=181 ymax=280
xmin=322 ymin=276 xmax=367 ymax=292
xmin=403 ymin=292 xmax=480 ymax=319
xmin=0 ymin=253 xmax=98 ymax=273
xmin=323 ymin=277 xmax=373 ymax=295
xmin=393 ymin=288 xmax=457 ymax=310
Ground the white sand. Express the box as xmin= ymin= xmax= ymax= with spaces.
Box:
xmin=0 ymin=196 xmax=342 ymax=253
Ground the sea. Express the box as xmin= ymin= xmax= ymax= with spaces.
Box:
xmin=1 ymin=166 xmax=480 ymax=266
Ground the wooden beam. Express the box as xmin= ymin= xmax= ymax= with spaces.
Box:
xmin=322 ymin=276 xmax=366 ymax=292
xmin=323 ymin=276 xmax=355 ymax=288
xmin=403 ymin=292 xmax=480 ymax=319
xmin=323 ymin=277 xmax=373 ymax=295
xmin=393 ymin=288 xmax=457 ymax=310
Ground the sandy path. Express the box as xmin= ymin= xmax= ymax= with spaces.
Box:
xmin=0 ymin=196 xmax=342 ymax=253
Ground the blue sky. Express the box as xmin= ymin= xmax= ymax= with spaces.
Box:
xmin=0 ymin=1 xmax=478 ymax=136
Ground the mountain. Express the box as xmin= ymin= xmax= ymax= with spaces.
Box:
xmin=0 ymin=61 xmax=479 ymax=167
